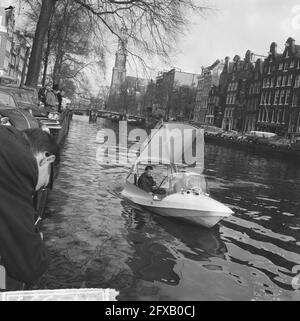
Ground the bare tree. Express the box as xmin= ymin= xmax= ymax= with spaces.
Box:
xmin=25 ymin=0 xmax=57 ymax=87
xmin=73 ymin=0 xmax=208 ymax=67
xmin=23 ymin=0 xmax=208 ymax=87
xmin=23 ymin=0 xmax=104 ymax=94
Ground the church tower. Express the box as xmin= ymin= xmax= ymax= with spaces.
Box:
xmin=110 ymin=27 xmax=128 ymax=93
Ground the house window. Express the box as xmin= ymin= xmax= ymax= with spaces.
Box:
xmin=264 ymin=93 xmax=268 ymax=105
xmin=274 ymin=90 xmax=280 ymax=105
xmin=284 ymin=62 xmax=289 ymax=72
xmin=279 ymin=90 xmax=285 ymax=105
xmin=268 ymin=92 xmax=272 ymax=105
xmin=277 ymin=110 xmax=281 ymax=123
xmin=233 ymin=94 xmax=237 ymax=104
xmin=285 ymin=90 xmax=290 ymax=105
xmin=282 ymin=109 xmax=286 ymax=124
xmin=271 ymin=109 xmax=275 ymax=123
xmin=268 ymin=66 xmax=271 ymax=74
xmin=292 ymin=93 xmax=298 ymax=107
xmin=264 ymin=108 xmax=269 ymax=122
xmin=297 ymin=60 xmax=300 ymax=69
xmin=261 ymin=108 xmax=265 ymax=122
xmin=260 ymin=92 xmax=264 ymax=105
xmin=290 ymin=60 xmax=295 ymax=69
xmin=287 ymin=74 xmax=293 ymax=86
xmin=282 ymin=76 xmax=287 ymax=87
xmin=279 ymin=63 xmax=283 ymax=70
xmin=276 ymin=76 xmax=282 ymax=87
xmin=270 ymin=78 xmax=275 ymax=88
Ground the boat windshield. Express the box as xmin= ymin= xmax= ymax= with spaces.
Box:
xmin=166 ymin=173 xmax=209 ymax=195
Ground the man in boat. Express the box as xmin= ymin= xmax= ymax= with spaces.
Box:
xmin=138 ymin=166 xmax=166 ymax=195
xmin=0 ymin=126 xmax=59 ymax=291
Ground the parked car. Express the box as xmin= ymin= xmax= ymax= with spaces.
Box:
xmin=0 ymin=89 xmax=39 ymax=130
xmin=249 ymin=131 xmax=277 ymax=139
xmin=0 ymin=85 xmax=47 ymax=117
xmin=0 ymin=104 xmax=39 ymax=130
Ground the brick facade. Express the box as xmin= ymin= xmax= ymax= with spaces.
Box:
xmin=256 ymin=38 xmax=300 ymax=137
xmin=221 ymin=51 xmax=256 ymax=132
xmin=193 ymin=60 xmax=224 ymax=124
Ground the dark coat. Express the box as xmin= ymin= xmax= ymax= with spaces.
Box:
xmin=137 ymin=172 xmax=156 ymax=193
xmin=0 ymin=126 xmax=48 ymax=286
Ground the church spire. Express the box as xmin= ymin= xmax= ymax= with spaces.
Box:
xmin=110 ymin=27 xmax=128 ymax=92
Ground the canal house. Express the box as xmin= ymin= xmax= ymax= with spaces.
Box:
xmin=221 ymin=51 xmax=256 ymax=132
xmin=257 ymin=38 xmax=300 ymax=137
xmin=244 ymin=58 xmax=264 ymax=133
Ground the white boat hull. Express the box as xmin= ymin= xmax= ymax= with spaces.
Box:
xmin=121 ymin=182 xmax=233 ymax=228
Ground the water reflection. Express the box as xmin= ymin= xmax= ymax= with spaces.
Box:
xmin=121 ymin=200 xmax=227 ymax=286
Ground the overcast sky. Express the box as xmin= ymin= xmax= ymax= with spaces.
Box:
xmin=108 ymin=0 xmax=300 ymax=86
xmin=3 ymin=0 xmax=300 ymax=91
xmin=171 ymin=0 xmax=300 ymax=73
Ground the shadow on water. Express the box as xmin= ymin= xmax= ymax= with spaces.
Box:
xmin=116 ymin=199 xmax=228 ymax=300
xmin=122 ymin=200 xmax=226 ymax=267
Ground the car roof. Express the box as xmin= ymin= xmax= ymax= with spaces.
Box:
xmin=0 ymin=86 xmax=39 ymax=105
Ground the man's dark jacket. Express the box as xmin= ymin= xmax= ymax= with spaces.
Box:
xmin=138 ymin=172 xmax=156 ymax=192
xmin=0 ymin=125 xmax=48 ymax=286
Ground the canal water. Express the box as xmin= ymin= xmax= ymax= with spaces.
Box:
xmin=36 ymin=115 xmax=300 ymax=301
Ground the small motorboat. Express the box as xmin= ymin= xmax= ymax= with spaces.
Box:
xmin=121 ymin=122 xmax=233 ymax=228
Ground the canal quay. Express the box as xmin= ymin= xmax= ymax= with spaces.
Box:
xmin=34 ymin=114 xmax=300 ymax=301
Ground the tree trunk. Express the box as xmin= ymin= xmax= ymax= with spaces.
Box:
xmin=52 ymin=50 xmax=64 ymax=85
xmin=25 ymin=0 xmax=57 ymax=88
xmin=42 ymin=28 xmax=52 ymax=87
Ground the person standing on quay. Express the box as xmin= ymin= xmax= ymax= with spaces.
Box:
xmin=53 ymin=84 xmax=63 ymax=113
xmin=45 ymin=84 xmax=58 ymax=113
